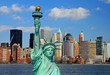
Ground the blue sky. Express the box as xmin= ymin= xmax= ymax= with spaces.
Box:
xmin=0 ymin=0 xmax=110 ymax=47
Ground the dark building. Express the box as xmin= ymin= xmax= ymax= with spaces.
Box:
xmin=10 ymin=29 xmax=22 ymax=48
xmin=96 ymin=36 xmax=103 ymax=55
xmin=29 ymin=33 xmax=34 ymax=48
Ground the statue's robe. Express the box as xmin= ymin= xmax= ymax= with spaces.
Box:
xmin=31 ymin=48 xmax=61 ymax=75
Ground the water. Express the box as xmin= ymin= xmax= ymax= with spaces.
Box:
xmin=0 ymin=64 xmax=110 ymax=75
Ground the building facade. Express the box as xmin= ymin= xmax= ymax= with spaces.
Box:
xmin=57 ymin=28 xmax=62 ymax=42
xmin=63 ymin=41 xmax=74 ymax=57
xmin=96 ymin=36 xmax=104 ymax=55
xmin=89 ymin=41 xmax=96 ymax=59
xmin=52 ymin=33 xmax=57 ymax=43
xmin=20 ymin=48 xmax=31 ymax=64
xmin=104 ymin=43 xmax=110 ymax=61
xmin=79 ymin=41 xmax=89 ymax=62
xmin=2 ymin=47 xmax=11 ymax=63
xmin=74 ymin=41 xmax=79 ymax=57
xmin=40 ymin=28 xmax=51 ymax=42
xmin=55 ymin=42 xmax=62 ymax=63
xmin=63 ymin=33 xmax=74 ymax=58
xmin=0 ymin=47 xmax=2 ymax=63
xmin=12 ymin=43 xmax=22 ymax=63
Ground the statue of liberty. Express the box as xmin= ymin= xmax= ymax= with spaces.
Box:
xmin=31 ymin=6 xmax=61 ymax=75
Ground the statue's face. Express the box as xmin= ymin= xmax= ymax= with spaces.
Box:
xmin=44 ymin=46 xmax=55 ymax=57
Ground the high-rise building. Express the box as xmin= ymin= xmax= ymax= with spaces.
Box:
xmin=29 ymin=33 xmax=34 ymax=48
xmin=52 ymin=28 xmax=63 ymax=63
xmin=79 ymin=31 xmax=84 ymax=42
xmin=96 ymin=36 xmax=104 ymax=55
xmin=40 ymin=28 xmax=51 ymax=42
xmin=55 ymin=42 xmax=62 ymax=63
xmin=73 ymin=40 xmax=79 ymax=57
xmin=63 ymin=41 xmax=74 ymax=58
xmin=63 ymin=33 xmax=74 ymax=58
xmin=57 ymin=28 xmax=62 ymax=42
xmin=10 ymin=29 xmax=22 ymax=48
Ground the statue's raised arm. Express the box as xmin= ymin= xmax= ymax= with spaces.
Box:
xmin=33 ymin=6 xmax=42 ymax=50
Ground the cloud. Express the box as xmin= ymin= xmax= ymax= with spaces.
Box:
xmin=0 ymin=25 xmax=12 ymax=32
xmin=48 ymin=7 xmax=90 ymax=20
xmin=0 ymin=6 xmax=10 ymax=14
xmin=28 ymin=6 xmax=35 ymax=11
xmin=41 ymin=26 xmax=57 ymax=31
xmin=90 ymin=26 xmax=96 ymax=30
xmin=16 ymin=26 xmax=56 ymax=32
xmin=12 ymin=15 xmax=22 ymax=20
xmin=0 ymin=25 xmax=56 ymax=33
xmin=15 ymin=27 xmax=34 ymax=32
xmin=0 ymin=4 xmax=35 ymax=15
xmin=102 ymin=0 xmax=110 ymax=4
xmin=11 ymin=4 xmax=22 ymax=12
xmin=0 ymin=25 xmax=34 ymax=32
xmin=0 ymin=4 xmax=22 ymax=15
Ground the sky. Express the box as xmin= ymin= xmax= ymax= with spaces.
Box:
xmin=0 ymin=0 xmax=110 ymax=47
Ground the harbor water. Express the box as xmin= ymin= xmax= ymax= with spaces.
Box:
xmin=0 ymin=64 xmax=110 ymax=75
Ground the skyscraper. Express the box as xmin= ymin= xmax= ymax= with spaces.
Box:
xmin=29 ymin=33 xmax=34 ymax=48
xmin=40 ymin=28 xmax=51 ymax=42
xmin=57 ymin=28 xmax=62 ymax=42
xmin=52 ymin=28 xmax=63 ymax=63
xmin=63 ymin=33 xmax=74 ymax=58
xmin=10 ymin=29 xmax=22 ymax=48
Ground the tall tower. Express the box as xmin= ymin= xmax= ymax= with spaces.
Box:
xmin=41 ymin=28 xmax=51 ymax=42
xmin=29 ymin=33 xmax=34 ymax=48
xmin=79 ymin=31 xmax=84 ymax=42
xmin=10 ymin=29 xmax=22 ymax=48
xmin=57 ymin=28 xmax=62 ymax=42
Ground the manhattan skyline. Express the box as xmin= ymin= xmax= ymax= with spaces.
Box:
xmin=0 ymin=0 xmax=110 ymax=47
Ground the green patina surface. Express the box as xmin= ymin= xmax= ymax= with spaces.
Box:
xmin=31 ymin=6 xmax=61 ymax=75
